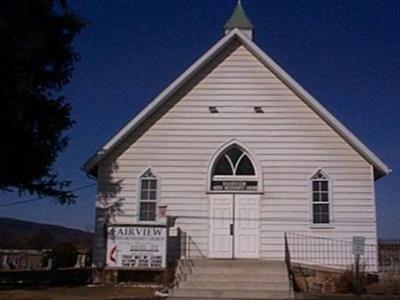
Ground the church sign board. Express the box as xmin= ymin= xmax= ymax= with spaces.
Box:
xmin=211 ymin=181 xmax=258 ymax=191
xmin=106 ymin=225 xmax=167 ymax=269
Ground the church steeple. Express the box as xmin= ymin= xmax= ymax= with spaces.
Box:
xmin=224 ymin=0 xmax=254 ymax=39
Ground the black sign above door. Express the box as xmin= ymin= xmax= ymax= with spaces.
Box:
xmin=211 ymin=181 xmax=257 ymax=191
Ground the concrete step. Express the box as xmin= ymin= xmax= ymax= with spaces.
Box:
xmin=168 ymin=298 xmax=292 ymax=300
xmin=180 ymin=280 xmax=289 ymax=291
xmin=171 ymin=259 xmax=292 ymax=299
xmin=186 ymin=273 xmax=288 ymax=283
xmin=170 ymin=288 xmax=291 ymax=299
xmin=189 ymin=259 xmax=285 ymax=268
xmin=169 ymin=298 xmax=292 ymax=300
xmin=191 ymin=266 xmax=288 ymax=276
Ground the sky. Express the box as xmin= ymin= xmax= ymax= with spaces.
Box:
xmin=0 ymin=0 xmax=399 ymax=238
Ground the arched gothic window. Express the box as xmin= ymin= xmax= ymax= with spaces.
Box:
xmin=211 ymin=145 xmax=258 ymax=191
xmin=311 ymin=170 xmax=331 ymax=224
xmin=139 ymin=169 xmax=157 ymax=222
xmin=213 ymin=146 xmax=256 ymax=176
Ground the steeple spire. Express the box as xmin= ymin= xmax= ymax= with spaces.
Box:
xmin=224 ymin=0 xmax=254 ymax=39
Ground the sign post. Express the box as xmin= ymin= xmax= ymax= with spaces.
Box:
xmin=352 ymin=236 xmax=365 ymax=294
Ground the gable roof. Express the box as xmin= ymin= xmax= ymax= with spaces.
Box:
xmin=83 ymin=29 xmax=390 ymax=179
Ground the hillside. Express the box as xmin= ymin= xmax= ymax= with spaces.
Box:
xmin=0 ymin=217 xmax=93 ymax=250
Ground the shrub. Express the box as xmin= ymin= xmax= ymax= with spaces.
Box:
xmin=368 ymin=276 xmax=400 ymax=295
xmin=334 ymin=267 xmax=367 ymax=294
xmin=52 ymin=243 xmax=78 ymax=268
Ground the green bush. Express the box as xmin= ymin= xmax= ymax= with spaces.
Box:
xmin=52 ymin=242 xmax=78 ymax=268
xmin=368 ymin=276 xmax=400 ymax=295
xmin=334 ymin=267 xmax=367 ymax=294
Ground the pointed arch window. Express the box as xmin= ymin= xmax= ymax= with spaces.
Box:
xmin=139 ymin=169 xmax=158 ymax=222
xmin=311 ymin=170 xmax=331 ymax=224
xmin=211 ymin=145 xmax=258 ymax=191
xmin=213 ymin=146 xmax=256 ymax=176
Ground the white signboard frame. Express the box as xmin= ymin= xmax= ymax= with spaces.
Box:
xmin=352 ymin=236 xmax=366 ymax=256
xmin=106 ymin=225 xmax=167 ymax=270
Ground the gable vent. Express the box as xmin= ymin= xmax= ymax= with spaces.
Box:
xmin=254 ymin=106 xmax=263 ymax=113
xmin=209 ymin=106 xmax=218 ymax=113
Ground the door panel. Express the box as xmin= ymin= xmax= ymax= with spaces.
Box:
xmin=209 ymin=195 xmax=233 ymax=258
xmin=234 ymin=195 xmax=259 ymax=258
xmin=209 ymin=194 xmax=259 ymax=258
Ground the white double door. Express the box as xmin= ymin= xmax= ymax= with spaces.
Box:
xmin=209 ymin=194 xmax=259 ymax=259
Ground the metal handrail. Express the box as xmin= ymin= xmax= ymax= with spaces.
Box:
xmin=285 ymin=232 xmax=378 ymax=272
xmin=173 ymin=228 xmax=206 ymax=288
xmin=284 ymin=232 xmax=295 ymax=294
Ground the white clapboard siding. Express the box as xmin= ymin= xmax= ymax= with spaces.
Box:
xmin=92 ymin=43 xmax=377 ymax=265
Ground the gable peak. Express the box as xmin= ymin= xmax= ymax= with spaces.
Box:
xmin=224 ymin=0 xmax=254 ymax=40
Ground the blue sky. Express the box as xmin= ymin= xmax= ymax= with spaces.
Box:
xmin=0 ymin=0 xmax=399 ymax=238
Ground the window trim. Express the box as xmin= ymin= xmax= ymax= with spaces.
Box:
xmin=207 ymin=140 xmax=263 ymax=194
xmin=137 ymin=168 xmax=160 ymax=223
xmin=309 ymin=169 xmax=334 ymax=228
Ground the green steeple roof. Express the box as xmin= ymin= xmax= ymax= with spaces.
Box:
xmin=224 ymin=0 xmax=254 ymax=30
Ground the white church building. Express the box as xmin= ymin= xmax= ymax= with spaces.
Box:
xmin=84 ymin=2 xmax=389 ymax=270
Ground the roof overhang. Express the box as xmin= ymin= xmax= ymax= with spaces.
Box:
xmin=83 ymin=29 xmax=390 ymax=180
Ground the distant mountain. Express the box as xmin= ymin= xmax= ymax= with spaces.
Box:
xmin=0 ymin=217 xmax=93 ymax=250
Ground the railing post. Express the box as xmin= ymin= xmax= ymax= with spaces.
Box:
xmin=177 ymin=228 xmax=182 ymax=259
xmin=284 ymin=232 xmax=295 ymax=295
xmin=188 ymin=236 xmax=191 ymax=259
xmin=284 ymin=232 xmax=291 ymax=265
xmin=178 ymin=228 xmax=187 ymax=259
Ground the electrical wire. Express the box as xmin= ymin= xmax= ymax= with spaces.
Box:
xmin=0 ymin=183 xmax=96 ymax=208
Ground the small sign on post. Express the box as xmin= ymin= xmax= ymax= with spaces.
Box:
xmin=352 ymin=236 xmax=365 ymax=256
xmin=352 ymin=236 xmax=365 ymax=295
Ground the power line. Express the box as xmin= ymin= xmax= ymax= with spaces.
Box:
xmin=0 ymin=183 xmax=96 ymax=208
xmin=121 ymin=213 xmax=376 ymax=224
